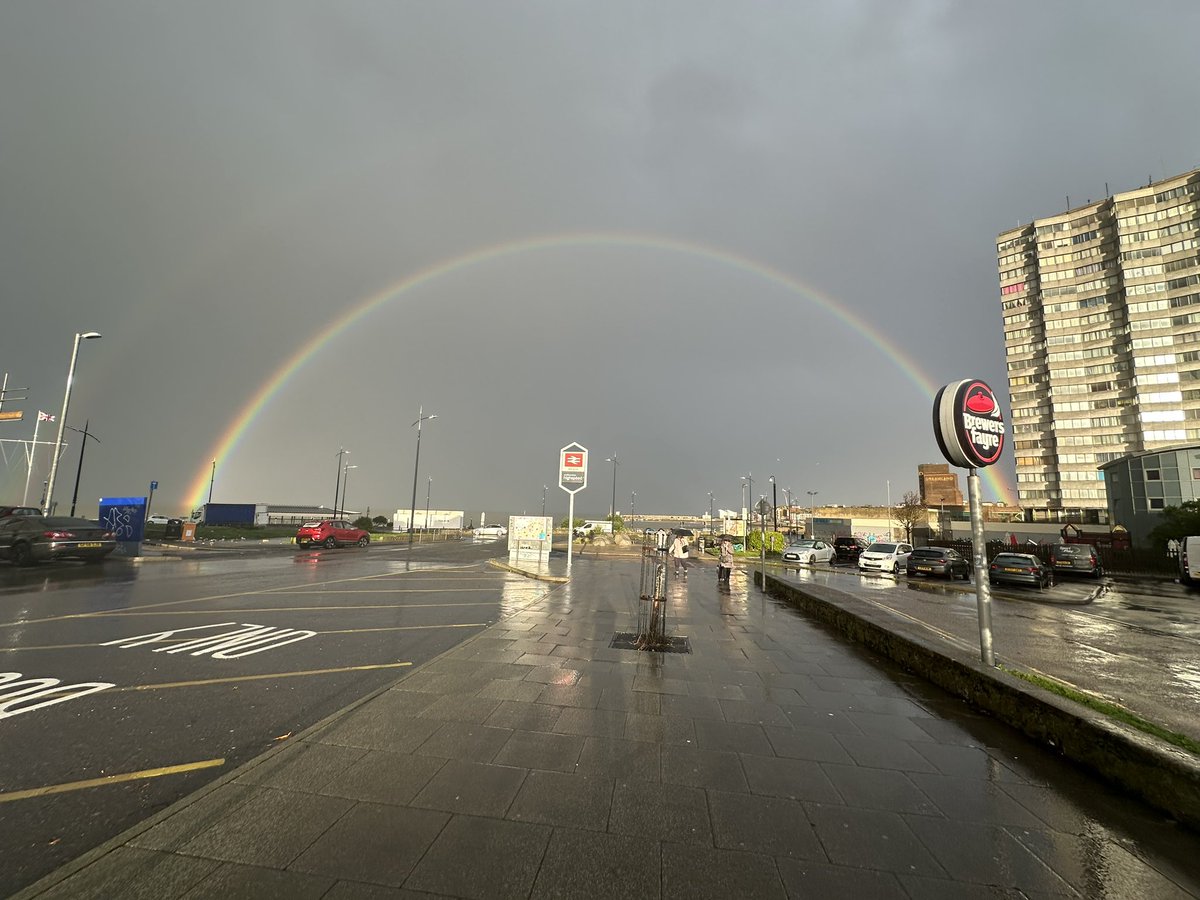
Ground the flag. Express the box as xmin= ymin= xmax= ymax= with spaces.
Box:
xmin=38 ymin=411 xmax=55 ymax=422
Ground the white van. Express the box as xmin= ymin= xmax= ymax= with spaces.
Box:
xmin=1179 ymin=536 xmax=1200 ymax=586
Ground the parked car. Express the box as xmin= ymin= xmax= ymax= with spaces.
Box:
xmin=781 ymin=539 xmax=836 ymax=565
xmin=989 ymin=552 xmax=1054 ymax=590
xmin=858 ymin=542 xmax=914 ymax=575
xmin=832 ymin=536 xmax=870 ymax=564
xmin=906 ymin=546 xmax=971 ymax=580
xmin=145 ymin=515 xmax=172 ymax=526
xmin=295 ymin=520 xmax=370 ymax=548
xmin=0 ymin=515 xmax=115 ymax=566
xmin=474 ymin=524 xmax=508 ymax=538
xmin=0 ymin=505 xmax=43 ymax=518
xmin=1049 ymin=542 xmax=1104 ymax=578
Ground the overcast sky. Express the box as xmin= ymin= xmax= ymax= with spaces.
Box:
xmin=3 ymin=2 xmax=1199 ymax=523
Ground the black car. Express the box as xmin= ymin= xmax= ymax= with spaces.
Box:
xmin=906 ymin=546 xmax=971 ymax=580
xmin=833 ymin=536 xmax=870 ymax=563
xmin=0 ymin=505 xmax=43 ymax=518
xmin=1048 ymin=542 xmax=1104 ymax=578
xmin=0 ymin=515 xmax=116 ymax=566
xmin=989 ymin=552 xmax=1054 ymax=590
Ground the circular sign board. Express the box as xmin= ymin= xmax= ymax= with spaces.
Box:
xmin=932 ymin=379 xmax=1006 ymax=469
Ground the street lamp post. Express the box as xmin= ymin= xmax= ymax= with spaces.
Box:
xmin=708 ymin=492 xmax=714 ymax=533
xmin=630 ymin=491 xmax=636 ymax=521
xmin=44 ymin=331 xmax=101 ymax=515
xmin=741 ymin=473 xmax=753 ymax=528
xmin=542 ymin=485 xmax=548 ymax=518
xmin=770 ymin=475 xmax=778 ymax=531
xmin=606 ymin=455 xmax=618 ymax=524
xmin=807 ymin=490 xmax=818 ymax=538
xmin=342 ymin=465 xmax=358 ymax=518
xmin=208 ymin=459 xmax=216 ymax=504
xmin=65 ymin=420 xmax=99 ymax=517
xmin=334 ymin=448 xmax=349 ymax=516
xmin=408 ymin=406 xmax=437 ymax=553
xmin=425 ymin=475 xmax=432 ymax=536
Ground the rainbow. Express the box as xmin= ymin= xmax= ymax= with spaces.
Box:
xmin=186 ymin=232 xmax=1015 ymax=507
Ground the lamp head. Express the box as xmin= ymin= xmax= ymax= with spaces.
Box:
xmin=81 ymin=332 xmax=102 ymax=340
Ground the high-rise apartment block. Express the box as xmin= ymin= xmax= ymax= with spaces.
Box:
xmin=998 ymin=168 xmax=1200 ymax=521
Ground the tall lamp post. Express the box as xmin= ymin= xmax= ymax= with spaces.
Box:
xmin=807 ymin=490 xmax=818 ymax=538
xmin=741 ymin=472 xmax=753 ymax=529
xmin=44 ymin=331 xmax=101 ymax=515
xmin=542 ymin=485 xmax=548 ymax=518
xmin=425 ymin=475 xmax=433 ymax=536
xmin=334 ymin=448 xmax=349 ymax=516
xmin=64 ymin=420 xmax=99 ymax=517
xmin=630 ymin=491 xmax=636 ymax=521
xmin=408 ymin=406 xmax=437 ymax=553
xmin=707 ymin=492 xmax=714 ymax=533
xmin=770 ymin=475 xmax=778 ymax=531
xmin=606 ymin=454 xmax=618 ymax=524
xmin=208 ymin=459 xmax=216 ymax=504
xmin=342 ymin=465 xmax=358 ymax=518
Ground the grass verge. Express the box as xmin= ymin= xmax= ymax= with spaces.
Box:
xmin=1004 ymin=666 xmax=1200 ymax=757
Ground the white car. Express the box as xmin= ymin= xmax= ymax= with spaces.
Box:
xmin=858 ymin=542 xmax=914 ymax=575
xmin=145 ymin=515 xmax=172 ymax=526
xmin=474 ymin=524 xmax=507 ymax=538
xmin=781 ymin=539 xmax=835 ymax=566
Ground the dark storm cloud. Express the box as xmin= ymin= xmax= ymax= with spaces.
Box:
xmin=2 ymin=1 xmax=1199 ymax=520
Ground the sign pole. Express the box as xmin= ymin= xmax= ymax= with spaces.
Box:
xmin=967 ymin=469 xmax=995 ymax=666
xmin=567 ymin=493 xmax=575 ymax=568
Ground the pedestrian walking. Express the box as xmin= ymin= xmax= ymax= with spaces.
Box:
xmin=670 ymin=532 xmax=689 ymax=577
xmin=718 ymin=535 xmax=734 ymax=583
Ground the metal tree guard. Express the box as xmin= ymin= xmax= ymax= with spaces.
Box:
xmin=636 ymin=528 xmax=672 ymax=650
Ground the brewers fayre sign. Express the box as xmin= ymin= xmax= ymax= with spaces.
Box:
xmin=933 ymin=379 xmax=1006 ymax=469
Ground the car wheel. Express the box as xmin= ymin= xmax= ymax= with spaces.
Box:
xmin=891 ymin=562 xmax=899 ymax=575
xmin=358 ymin=535 xmax=370 ymax=547
xmin=323 ymin=536 xmax=337 ymax=548
xmin=808 ymin=553 xmax=817 ymax=565
xmin=11 ymin=541 xmax=34 ymax=567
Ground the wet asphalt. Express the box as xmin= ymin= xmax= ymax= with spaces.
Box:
xmin=0 ymin=536 xmax=547 ymax=896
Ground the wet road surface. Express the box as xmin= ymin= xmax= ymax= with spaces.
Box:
xmin=0 ymin=537 xmax=554 ymax=896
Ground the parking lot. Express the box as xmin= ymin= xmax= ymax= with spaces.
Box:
xmin=0 ymin=537 xmax=556 ymax=895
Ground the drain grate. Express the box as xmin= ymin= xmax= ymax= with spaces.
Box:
xmin=610 ymin=632 xmax=691 ymax=653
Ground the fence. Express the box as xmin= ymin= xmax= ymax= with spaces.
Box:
xmin=928 ymin=539 xmax=1178 ymax=578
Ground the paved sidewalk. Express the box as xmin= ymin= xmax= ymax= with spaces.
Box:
xmin=17 ymin=556 xmax=1200 ymax=899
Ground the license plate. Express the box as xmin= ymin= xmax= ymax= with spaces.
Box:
xmin=78 ymin=542 xmax=102 ymax=548
xmin=917 ymin=565 xmax=932 ymax=572
xmin=1003 ymin=567 xmax=1022 ymax=573
xmin=1055 ymin=561 xmax=1072 ymax=567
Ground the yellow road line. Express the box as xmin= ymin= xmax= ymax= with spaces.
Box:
xmin=0 ymin=759 xmax=226 ymax=804
xmin=267 ymin=588 xmax=499 ymax=594
xmin=83 ymin=602 xmax=502 ymax=617
xmin=113 ymin=661 xmax=413 ymax=691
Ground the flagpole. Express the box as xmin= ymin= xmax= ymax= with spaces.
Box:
xmin=23 ymin=415 xmax=42 ymax=505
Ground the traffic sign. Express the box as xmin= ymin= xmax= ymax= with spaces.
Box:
xmin=559 ymin=442 xmax=588 ymax=494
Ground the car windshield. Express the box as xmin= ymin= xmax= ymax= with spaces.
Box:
xmin=789 ymin=540 xmax=817 ymax=549
xmin=993 ymin=554 xmax=1032 ymax=564
xmin=301 ymin=522 xmax=321 ymax=528
xmin=868 ymin=543 xmax=897 ymax=553
xmin=910 ymin=548 xmax=944 ymax=558
xmin=1054 ymin=544 xmax=1088 ymax=556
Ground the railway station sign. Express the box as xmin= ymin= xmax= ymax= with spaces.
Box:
xmin=559 ymin=442 xmax=588 ymax=494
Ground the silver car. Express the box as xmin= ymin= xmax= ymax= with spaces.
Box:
xmin=781 ymin=539 xmax=835 ymax=565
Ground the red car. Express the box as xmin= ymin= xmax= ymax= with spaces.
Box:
xmin=296 ymin=520 xmax=370 ymax=548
